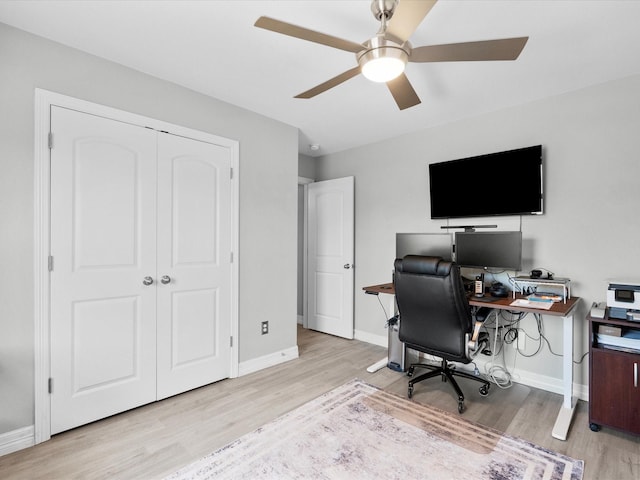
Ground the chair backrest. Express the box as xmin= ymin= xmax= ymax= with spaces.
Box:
xmin=395 ymin=255 xmax=473 ymax=363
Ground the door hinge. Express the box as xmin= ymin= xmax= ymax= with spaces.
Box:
xmin=48 ymin=132 xmax=53 ymax=149
xmin=48 ymin=377 xmax=53 ymax=394
xmin=230 ymin=251 xmax=233 ymax=263
xmin=230 ymin=336 xmax=233 ymax=347
xmin=230 ymin=168 xmax=233 ymax=179
xmin=48 ymin=255 xmax=54 ymax=272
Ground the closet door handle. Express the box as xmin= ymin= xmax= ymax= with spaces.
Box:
xmin=634 ymin=363 xmax=638 ymax=388
xmin=142 ymin=276 xmax=154 ymax=286
xmin=161 ymin=275 xmax=172 ymax=285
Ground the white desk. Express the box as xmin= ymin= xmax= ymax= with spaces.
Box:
xmin=363 ymin=283 xmax=396 ymax=372
xmin=468 ymin=294 xmax=582 ymax=441
xmin=363 ymin=282 xmax=582 ymax=441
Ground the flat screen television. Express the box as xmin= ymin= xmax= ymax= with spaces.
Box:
xmin=429 ymin=145 xmax=543 ymax=219
xmin=454 ymin=231 xmax=522 ymax=271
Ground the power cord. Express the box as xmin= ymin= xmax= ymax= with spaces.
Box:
xmin=376 ymin=294 xmax=389 ymax=322
xmin=481 ymin=310 xmax=514 ymax=389
xmin=510 ymin=312 xmax=589 ymax=364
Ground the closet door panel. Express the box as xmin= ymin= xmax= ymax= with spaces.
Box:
xmin=172 ymin=156 xmax=219 ymax=265
xmin=50 ymin=107 xmax=158 ymax=434
xmin=156 ymin=133 xmax=232 ymax=399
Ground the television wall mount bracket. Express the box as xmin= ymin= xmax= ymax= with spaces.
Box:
xmin=440 ymin=225 xmax=498 ymax=232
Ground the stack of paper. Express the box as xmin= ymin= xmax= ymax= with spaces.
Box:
xmin=509 ymin=298 xmax=554 ymax=310
xmin=597 ymin=329 xmax=640 ymax=352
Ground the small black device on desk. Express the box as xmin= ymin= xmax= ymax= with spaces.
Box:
xmin=489 ymin=281 xmax=509 ymax=298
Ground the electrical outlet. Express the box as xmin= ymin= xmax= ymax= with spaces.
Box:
xmin=261 ymin=321 xmax=269 ymax=335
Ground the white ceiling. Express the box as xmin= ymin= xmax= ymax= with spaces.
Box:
xmin=1 ymin=0 xmax=640 ymax=156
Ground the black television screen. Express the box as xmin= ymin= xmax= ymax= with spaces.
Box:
xmin=429 ymin=145 xmax=543 ymax=219
xmin=396 ymin=233 xmax=453 ymax=261
xmin=454 ymin=231 xmax=522 ymax=271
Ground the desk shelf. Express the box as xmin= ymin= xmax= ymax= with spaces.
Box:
xmin=513 ymin=276 xmax=571 ymax=303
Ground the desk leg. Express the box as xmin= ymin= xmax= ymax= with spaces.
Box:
xmin=366 ymin=293 xmax=395 ymax=373
xmin=366 ymin=357 xmax=388 ymax=373
xmin=551 ymin=313 xmax=577 ymax=440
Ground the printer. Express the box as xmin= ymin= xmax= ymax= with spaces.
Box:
xmin=607 ymin=280 xmax=640 ymax=321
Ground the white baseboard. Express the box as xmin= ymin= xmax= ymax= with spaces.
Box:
xmin=0 ymin=425 xmax=34 ymax=457
xmin=354 ymin=329 xmax=387 ymax=348
xmin=238 ymin=346 xmax=300 ymax=377
xmin=297 ymin=315 xmax=303 ymax=325
xmin=456 ymin=357 xmax=589 ymax=401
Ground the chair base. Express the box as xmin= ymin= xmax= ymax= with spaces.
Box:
xmin=407 ymin=359 xmax=490 ymax=413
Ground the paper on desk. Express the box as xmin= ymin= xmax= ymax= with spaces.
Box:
xmin=510 ymin=299 xmax=554 ymax=310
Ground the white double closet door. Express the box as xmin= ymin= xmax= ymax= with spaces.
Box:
xmin=50 ymin=106 xmax=232 ymax=434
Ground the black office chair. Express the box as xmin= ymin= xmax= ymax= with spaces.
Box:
xmin=394 ymin=255 xmax=492 ymax=413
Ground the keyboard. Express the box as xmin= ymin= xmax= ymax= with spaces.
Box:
xmin=471 ymin=296 xmax=500 ymax=303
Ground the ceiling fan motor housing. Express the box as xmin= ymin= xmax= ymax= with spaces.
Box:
xmin=371 ymin=0 xmax=399 ymax=21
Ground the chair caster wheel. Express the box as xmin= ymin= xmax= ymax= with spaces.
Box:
xmin=408 ymin=385 xmax=414 ymax=399
xmin=589 ymin=423 xmax=601 ymax=432
xmin=407 ymin=367 xmax=414 ymax=377
xmin=457 ymin=401 xmax=465 ymax=414
xmin=479 ymin=384 xmax=490 ymax=397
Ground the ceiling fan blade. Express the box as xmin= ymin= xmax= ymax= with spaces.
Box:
xmin=386 ymin=73 xmax=421 ymax=110
xmin=255 ymin=16 xmax=364 ymax=53
xmin=295 ymin=66 xmax=362 ymax=99
xmin=410 ymin=37 xmax=529 ymax=62
xmin=385 ymin=0 xmax=438 ymax=44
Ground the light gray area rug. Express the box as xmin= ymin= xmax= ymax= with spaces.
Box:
xmin=165 ymin=379 xmax=583 ymax=480
xmin=385 ymin=370 xmax=532 ymax=432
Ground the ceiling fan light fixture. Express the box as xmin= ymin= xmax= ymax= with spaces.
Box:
xmin=361 ymin=54 xmax=406 ymax=82
xmin=358 ymin=38 xmax=409 ymax=83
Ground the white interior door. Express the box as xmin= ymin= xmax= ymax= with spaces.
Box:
xmin=307 ymin=177 xmax=355 ymax=339
xmin=50 ymin=107 xmax=158 ymax=434
xmin=156 ymin=133 xmax=232 ymax=400
xmin=50 ymin=107 xmax=234 ymax=434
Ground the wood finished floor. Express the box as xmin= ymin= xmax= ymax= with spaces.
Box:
xmin=1 ymin=326 xmax=638 ymax=479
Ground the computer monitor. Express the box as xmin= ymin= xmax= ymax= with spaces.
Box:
xmin=396 ymin=233 xmax=453 ymax=261
xmin=454 ymin=231 xmax=522 ymax=271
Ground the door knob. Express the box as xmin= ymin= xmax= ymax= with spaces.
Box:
xmin=142 ymin=276 xmax=154 ymax=286
xmin=161 ymin=275 xmax=172 ymax=284
xmin=343 ymin=264 xmax=353 ymax=269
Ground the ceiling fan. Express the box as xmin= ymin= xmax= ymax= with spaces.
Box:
xmin=255 ymin=0 xmax=528 ymax=110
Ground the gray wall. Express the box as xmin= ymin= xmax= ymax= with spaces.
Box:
xmin=298 ymin=153 xmax=317 ymax=180
xmin=0 ymin=23 xmax=299 ymax=435
xmin=315 ymin=74 xmax=640 ymax=392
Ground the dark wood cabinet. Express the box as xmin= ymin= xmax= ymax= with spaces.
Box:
xmin=588 ymin=314 xmax=640 ymax=434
